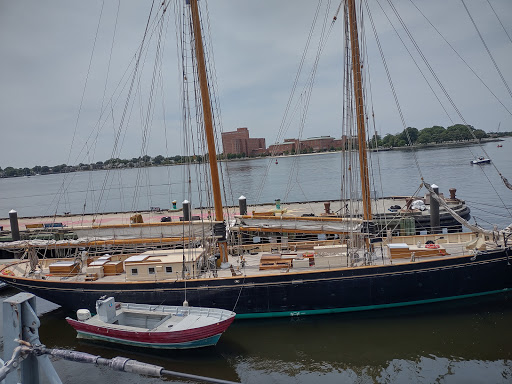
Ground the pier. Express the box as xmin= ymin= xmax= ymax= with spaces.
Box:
xmin=0 ymin=195 xmax=470 ymax=259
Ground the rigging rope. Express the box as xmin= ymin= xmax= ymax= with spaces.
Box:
xmin=366 ymin=0 xmax=512 ymax=227
xmin=486 ymin=0 xmax=512 ymax=45
xmin=409 ymin=0 xmax=512 ymax=118
xmin=283 ymin=0 xmax=334 ymax=205
xmin=44 ymin=1 xmax=107 ymax=220
xmin=261 ymin=1 xmax=343 ymax=211
xmin=255 ymin=0 xmax=326 ymax=205
xmin=423 ymin=180 xmax=510 ymax=237
xmin=461 ymin=0 xmax=512 ymax=103
xmin=384 ymin=0 xmax=511 ymax=192
xmin=48 ymin=0 xmax=167 ymax=226
xmin=93 ymin=0 xmax=158 ymax=225
xmin=66 ymin=0 xmax=106 ymax=178
xmin=358 ymin=2 xmax=391 ymax=230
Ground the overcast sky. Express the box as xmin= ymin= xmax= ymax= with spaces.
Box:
xmin=1 ymin=0 xmax=511 ymax=169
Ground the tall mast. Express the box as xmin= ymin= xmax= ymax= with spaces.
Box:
xmin=347 ymin=0 xmax=372 ymax=222
xmin=189 ymin=0 xmax=223 ymax=221
xmin=189 ymin=0 xmax=229 ymax=263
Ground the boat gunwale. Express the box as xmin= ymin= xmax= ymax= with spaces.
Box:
xmin=65 ymin=315 xmax=234 ymax=343
xmin=0 ymin=249 xmax=508 ymax=289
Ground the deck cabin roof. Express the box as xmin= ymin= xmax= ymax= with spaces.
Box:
xmin=127 ymin=247 xmax=205 ymax=264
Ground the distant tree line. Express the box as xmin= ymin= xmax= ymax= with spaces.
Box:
xmin=1 ymin=124 xmax=508 ymax=178
xmin=368 ymin=124 xmax=492 ymax=148
xmin=0 ymin=154 xmax=206 ymax=178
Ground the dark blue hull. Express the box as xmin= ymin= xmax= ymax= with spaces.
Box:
xmin=1 ymin=248 xmax=511 ymax=318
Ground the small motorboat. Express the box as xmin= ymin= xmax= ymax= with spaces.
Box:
xmin=497 ymin=144 xmax=502 ymax=148
xmin=66 ymin=297 xmax=236 ymax=349
xmin=470 ymin=156 xmax=491 ymax=165
xmin=388 ymin=204 xmax=401 ymax=212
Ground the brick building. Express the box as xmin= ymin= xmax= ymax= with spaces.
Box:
xmin=267 ymin=139 xmax=299 ymax=155
xmin=332 ymin=136 xmax=348 ymax=148
xmin=300 ymin=136 xmax=337 ymax=151
xmin=268 ymin=136 xmax=348 ymax=155
xmin=221 ymin=127 xmax=266 ymax=156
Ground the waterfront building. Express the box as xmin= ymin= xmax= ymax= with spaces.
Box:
xmin=267 ymin=136 xmax=348 ymax=155
xmin=221 ymin=127 xmax=266 ymax=156
xmin=267 ymin=139 xmax=299 ymax=155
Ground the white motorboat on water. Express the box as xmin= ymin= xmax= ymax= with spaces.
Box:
xmin=471 ymin=156 xmax=491 ymax=165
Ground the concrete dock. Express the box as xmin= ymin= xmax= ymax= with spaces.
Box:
xmin=0 ymin=196 xmax=468 ymax=236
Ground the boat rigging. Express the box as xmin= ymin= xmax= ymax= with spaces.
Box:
xmin=0 ymin=0 xmax=511 ymax=319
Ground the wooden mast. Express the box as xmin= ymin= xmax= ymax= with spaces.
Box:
xmin=347 ymin=0 xmax=373 ymax=223
xmin=189 ymin=0 xmax=229 ymax=263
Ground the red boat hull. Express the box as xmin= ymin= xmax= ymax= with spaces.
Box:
xmin=66 ymin=316 xmax=235 ymax=349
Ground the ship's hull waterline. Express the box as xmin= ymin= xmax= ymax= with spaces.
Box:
xmin=1 ymin=248 xmax=511 ymax=318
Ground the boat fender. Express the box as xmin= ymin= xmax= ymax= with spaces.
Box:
xmin=77 ymin=309 xmax=92 ymax=321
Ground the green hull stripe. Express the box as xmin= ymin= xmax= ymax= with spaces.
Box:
xmin=235 ymin=288 xmax=511 ymax=319
xmin=76 ymin=331 xmax=221 ymax=349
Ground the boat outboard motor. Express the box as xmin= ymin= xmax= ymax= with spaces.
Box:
xmin=77 ymin=309 xmax=91 ymax=321
xmin=96 ymin=296 xmax=116 ymax=323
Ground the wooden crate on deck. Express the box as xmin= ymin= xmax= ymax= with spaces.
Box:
xmin=85 ymin=273 xmax=98 ymax=281
xmin=103 ymin=261 xmax=124 ymax=276
xmin=259 ymin=254 xmax=292 ymax=270
xmin=49 ymin=261 xmax=80 ymax=276
xmin=388 ymin=243 xmax=412 ymax=259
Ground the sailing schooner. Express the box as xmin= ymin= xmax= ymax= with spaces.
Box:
xmin=0 ymin=0 xmax=511 ymax=319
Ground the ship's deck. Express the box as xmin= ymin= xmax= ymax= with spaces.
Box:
xmin=3 ymin=238 xmax=489 ymax=283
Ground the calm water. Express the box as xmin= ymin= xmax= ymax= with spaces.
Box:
xmin=1 ymin=140 xmax=512 ymax=383
xmin=1 ymin=138 xmax=511 ymax=230
xmin=1 ymin=287 xmax=512 ymax=383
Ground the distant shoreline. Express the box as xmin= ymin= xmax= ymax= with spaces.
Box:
xmin=0 ymin=137 xmax=506 ymax=179
xmin=369 ymin=137 xmax=504 ymax=152
xmin=223 ymin=137 xmax=505 ymax=161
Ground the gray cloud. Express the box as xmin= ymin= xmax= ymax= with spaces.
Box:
xmin=1 ymin=0 xmax=511 ymax=168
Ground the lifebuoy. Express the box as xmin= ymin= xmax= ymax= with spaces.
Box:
xmin=2 ymin=269 xmax=14 ymax=276
xmin=425 ymin=243 xmax=440 ymax=249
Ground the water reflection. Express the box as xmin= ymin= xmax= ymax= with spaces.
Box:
xmin=1 ymin=287 xmax=512 ymax=383
xmin=216 ymin=296 xmax=512 ymax=383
